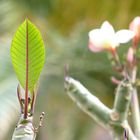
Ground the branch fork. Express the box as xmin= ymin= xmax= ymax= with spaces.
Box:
xmin=65 ymin=76 xmax=138 ymax=140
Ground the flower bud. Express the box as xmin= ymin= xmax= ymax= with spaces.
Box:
xmin=129 ymin=17 xmax=140 ymax=45
xmin=127 ymin=48 xmax=134 ymax=64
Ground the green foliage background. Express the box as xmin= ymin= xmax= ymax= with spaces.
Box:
xmin=0 ymin=0 xmax=140 ymax=140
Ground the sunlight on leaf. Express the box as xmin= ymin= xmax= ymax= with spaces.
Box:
xmin=10 ymin=19 xmax=45 ymax=92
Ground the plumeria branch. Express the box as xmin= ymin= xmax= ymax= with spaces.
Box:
xmin=65 ymin=76 xmax=111 ymax=126
xmin=96 ymin=19 xmax=140 ymax=138
xmin=65 ymin=18 xmax=140 ymax=140
xmin=65 ymin=76 xmax=137 ymax=140
xmin=112 ymin=79 xmax=132 ymax=123
xmin=128 ymin=17 xmax=140 ymax=139
xmin=131 ymin=87 xmax=140 ymax=138
xmin=129 ymin=48 xmax=140 ymax=139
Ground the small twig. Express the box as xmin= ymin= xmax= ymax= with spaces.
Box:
xmin=64 ymin=64 xmax=69 ymax=79
xmin=111 ymin=76 xmax=121 ymax=85
xmin=35 ymin=112 xmax=45 ymax=133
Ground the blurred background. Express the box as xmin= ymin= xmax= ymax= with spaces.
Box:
xmin=0 ymin=0 xmax=140 ymax=139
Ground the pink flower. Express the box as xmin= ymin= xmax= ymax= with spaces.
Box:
xmin=88 ymin=21 xmax=135 ymax=52
xmin=129 ymin=17 xmax=140 ymax=46
xmin=127 ymin=48 xmax=134 ymax=63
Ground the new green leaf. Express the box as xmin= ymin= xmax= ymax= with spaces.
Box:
xmin=11 ymin=19 xmax=45 ymax=92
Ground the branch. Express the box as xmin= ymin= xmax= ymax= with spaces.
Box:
xmin=12 ymin=114 xmax=35 ymax=140
xmin=65 ymin=76 xmax=111 ymax=127
xmin=131 ymin=88 xmax=140 ymax=138
xmin=112 ymin=79 xmax=132 ymax=123
xmin=65 ymin=77 xmax=137 ymax=140
xmin=130 ymin=67 xmax=140 ymax=138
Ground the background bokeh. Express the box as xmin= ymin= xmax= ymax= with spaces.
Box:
xmin=0 ymin=0 xmax=140 ymax=140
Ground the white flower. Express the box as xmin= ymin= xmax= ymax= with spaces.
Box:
xmin=88 ymin=21 xmax=135 ymax=52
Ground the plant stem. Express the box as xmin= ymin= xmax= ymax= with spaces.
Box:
xmin=110 ymin=79 xmax=134 ymax=139
xmin=125 ymin=122 xmax=138 ymax=140
xmin=12 ymin=115 xmax=36 ymax=140
xmin=112 ymin=121 xmax=137 ymax=140
xmin=130 ymin=67 xmax=140 ymax=138
xmin=131 ymin=89 xmax=140 ymax=137
xmin=65 ymin=76 xmax=111 ymax=126
xmin=65 ymin=77 xmax=138 ymax=140
xmin=112 ymin=79 xmax=132 ymax=123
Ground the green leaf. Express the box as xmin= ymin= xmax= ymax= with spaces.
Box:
xmin=11 ymin=19 xmax=45 ymax=92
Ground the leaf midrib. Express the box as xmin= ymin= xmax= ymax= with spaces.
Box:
xmin=24 ymin=19 xmax=29 ymax=119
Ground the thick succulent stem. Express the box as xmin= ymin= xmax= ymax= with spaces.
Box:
xmin=112 ymin=79 xmax=132 ymax=123
xmin=130 ymin=67 xmax=140 ymax=138
xmin=110 ymin=79 xmax=134 ymax=139
xmin=12 ymin=115 xmax=36 ymax=140
xmin=131 ymin=88 xmax=140 ymax=138
xmin=65 ymin=76 xmax=111 ymax=126
xmin=65 ymin=77 xmax=137 ymax=140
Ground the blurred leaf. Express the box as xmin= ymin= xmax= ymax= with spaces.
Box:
xmin=10 ymin=19 xmax=45 ymax=92
xmin=1 ymin=0 xmax=140 ymax=139
xmin=0 ymin=77 xmax=19 ymax=140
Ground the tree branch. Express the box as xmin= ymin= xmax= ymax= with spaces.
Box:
xmin=130 ymin=67 xmax=140 ymax=138
xmin=112 ymin=79 xmax=132 ymax=123
xmin=65 ymin=76 xmax=111 ymax=126
xmin=65 ymin=77 xmax=137 ymax=140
